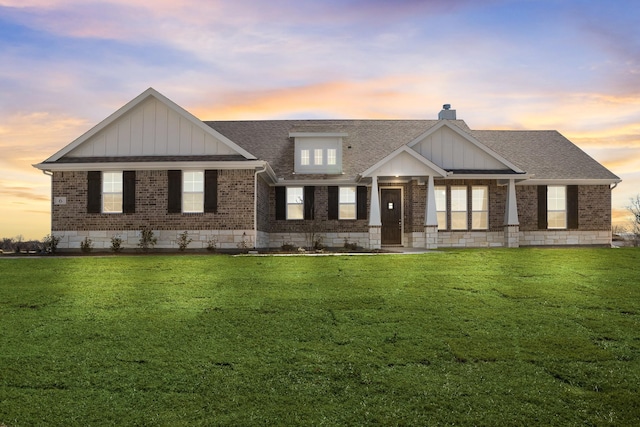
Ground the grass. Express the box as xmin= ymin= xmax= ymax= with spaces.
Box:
xmin=0 ymin=248 xmax=639 ymax=426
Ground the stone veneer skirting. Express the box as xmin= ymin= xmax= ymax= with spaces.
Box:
xmin=53 ymin=229 xmax=612 ymax=251
xmin=55 ymin=229 xmax=256 ymax=250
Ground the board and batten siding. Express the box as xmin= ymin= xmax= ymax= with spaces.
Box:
xmin=64 ymin=97 xmax=238 ymax=157
xmin=413 ymin=126 xmax=508 ymax=170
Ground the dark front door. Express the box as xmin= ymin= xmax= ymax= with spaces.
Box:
xmin=381 ymin=189 xmax=402 ymax=245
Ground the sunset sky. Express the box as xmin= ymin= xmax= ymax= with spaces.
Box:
xmin=1 ymin=0 xmax=638 ymax=240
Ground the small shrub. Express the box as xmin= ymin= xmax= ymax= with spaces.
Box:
xmin=80 ymin=237 xmax=93 ymax=253
xmin=343 ymin=238 xmax=359 ymax=251
xmin=206 ymin=237 xmax=218 ymax=252
xmin=138 ymin=228 xmax=157 ymax=252
xmin=42 ymin=234 xmax=60 ymax=254
xmin=177 ymin=231 xmax=192 ymax=252
xmin=281 ymin=243 xmax=297 ymax=252
xmin=111 ymin=235 xmax=123 ymax=253
xmin=237 ymin=232 xmax=249 ymax=252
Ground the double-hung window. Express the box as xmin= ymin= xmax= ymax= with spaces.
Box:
xmin=471 ymin=186 xmax=488 ymax=229
xmin=450 ymin=186 xmax=468 ymax=230
xmin=102 ymin=172 xmax=123 ymax=213
xmin=339 ymin=187 xmax=356 ymax=219
xmin=547 ymin=186 xmax=567 ymax=229
xmin=183 ymin=171 xmax=204 ymax=213
xmin=287 ymin=187 xmax=304 ymax=220
xmin=435 ymin=186 xmax=447 ymax=230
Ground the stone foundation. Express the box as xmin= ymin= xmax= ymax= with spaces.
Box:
xmin=504 ymin=225 xmax=520 ymax=248
xmin=54 ymin=229 xmax=256 ymax=251
xmin=520 ymin=230 xmax=611 ymax=246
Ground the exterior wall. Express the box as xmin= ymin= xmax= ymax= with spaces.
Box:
xmin=516 ymin=185 xmax=539 ymax=231
xmin=51 ymin=169 xmax=256 ymax=249
xmin=256 ymin=173 xmax=271 ymax=232
xmin=578 ymin=185 xmax=611 ymax=230
xmin=50 ymin=170 xmax=613 ymax=250
xmin=517 ymin=184 xmax=611 ymax=232
xmin=269 ymin=185 xmax=370 ymax=234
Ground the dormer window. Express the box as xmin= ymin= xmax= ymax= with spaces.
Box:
xmin=290 ymin=132 xmax=347 ymax=174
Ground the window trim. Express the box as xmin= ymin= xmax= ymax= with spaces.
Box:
xmin=286 ymin=186 xmax=304 ymax=220
xmin=450 ymin=185 xmax=468 ymax=230
xmin=435 ymin=185 xmax=447 ymax=230
xmin=547 ymin=185 xmax=567 ymax=229
xmin=471 ymin=185 xmax=489 ymax=230
xmin=338 ymin=186 xmax=357 ymax=220
xmin=182 ymin=170 xmax=205 ymax=214
xmin=102 ymin=171 xmax=123 ymax=214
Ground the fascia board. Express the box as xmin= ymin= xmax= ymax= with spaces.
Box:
xmin=33 ymin=160 xmax=269 ymax=172
xmin=275 ymin=178 xmax=359 ymax=186
xmin=447 ymin=173 xmax=533 ymax=180
xmin=289 ymin=132 xmax=348 ymax=137
xmin=518 ymin=178 xmax=622 ymax=186
xmin=407 ymin=121 xmax=525 ymax=174
xmin=43 ymin=88 xmax=257 ymax=163
xmin=360 ymin=146 xmax=448 ymax=177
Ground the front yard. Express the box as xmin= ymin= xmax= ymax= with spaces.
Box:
xmin=0 ymin=248 xmax=638 ymax=425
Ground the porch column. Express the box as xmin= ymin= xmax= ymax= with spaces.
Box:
xmin=424 ymin=175 xmax=438 ymax=249
xmin=368 ymin=176 xmax=382 ymax=249
xmin=504 ymin=178 xmax=520 ymax=248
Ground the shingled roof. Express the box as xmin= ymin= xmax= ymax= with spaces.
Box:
xmin=207 ymin=120 xmax=619 ymax=182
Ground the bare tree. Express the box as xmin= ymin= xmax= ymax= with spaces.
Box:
xmin=627 ymin=195 xmax=640 ymax=247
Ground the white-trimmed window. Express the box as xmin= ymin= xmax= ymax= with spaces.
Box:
xmin=300 ymin=149 xmax=310 ymax=166
xmin=287 ymin=187 xmax=304 ymax=220
xmin=314 ymin=149 xmax=323 ymax=165
xmin=435 ymin=185 xmax=447 ymax=230
xmin=472 ymin=186 xmax=488 ymax=230
xmin=102 ymin=172 xmax=123 ymax=213
xmin=327 ymin=149 xmax=337 ymax=166
xmin=547 ymin=186 xmax=567 ymax=229
xmin=339 ymin=187 xmax=356 ymax=219
xmin=451 ymin=186 xmax=468 ymax=230
xmin=183 ymin=171 xmax=204 ymax=213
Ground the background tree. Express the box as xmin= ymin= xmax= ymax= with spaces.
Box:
xmin=627 ymin=195 xmax=640 ymax=247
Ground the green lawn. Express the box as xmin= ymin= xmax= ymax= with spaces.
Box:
xmin=1 ymin=248 xmax=639 ymax=426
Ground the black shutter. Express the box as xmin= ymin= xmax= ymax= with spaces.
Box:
xmin=87 ymin=171 xmax=101 ymax=213
xmin=328 ymin=186 xmax=338 ymax=220
xmin=168 ymin=170 xmax=182 ymax=213
xmin=356 ymin=186 xmax=367 ymax=220
xmin=304 ymin=186 xmax=315 ymax=220
xmin=204 ymin=170 xmax=218 ymax=213
xmin=275 ymin=187 xmax=286 ymax=220
xmin=123 ymin=171 xmax=136 ymax=213
xmin=537 ymin=185 xmax=548 ymax=230
xmin=567 ymin=185 xmax=579 ymax=229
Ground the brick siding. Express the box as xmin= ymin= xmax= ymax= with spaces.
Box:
xmin=52 ymin=169 xmax=255 ymax=231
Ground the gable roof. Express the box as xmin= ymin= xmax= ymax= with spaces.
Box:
xmin=38 ymin=88 xmax=257 ymax=165
xmin=472 ymin=130 xmax=620 ymax=182
xmin=207 ymin=119 xmax=465 ymax=180
xmin=207 ymin=119 xmax=619 ymax=183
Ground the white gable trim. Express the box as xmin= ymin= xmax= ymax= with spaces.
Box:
xmin=408 ymin=121 xmax=524 ymax=173
xmin=43 ymin=88 xmax=257 ymax=162
xmin=360 ymin=146 xmax=448 ymax=178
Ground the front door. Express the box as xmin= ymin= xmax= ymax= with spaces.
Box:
xmin=381 ymin=189 xmax=402 ymax=245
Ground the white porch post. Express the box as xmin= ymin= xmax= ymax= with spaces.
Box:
xmin=504 ymin=178 xmax=520 ymax=248
xmin=368 ymin=176 xmax=382 ymax=249
xmin=424 ymin=175 xmax=438 ymax=249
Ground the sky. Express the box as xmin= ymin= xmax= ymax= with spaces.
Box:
xmin=1 ymin=0 xmax=639 ymax=240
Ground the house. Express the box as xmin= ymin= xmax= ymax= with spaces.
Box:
xmin=33 ymin=88 xmax=621 ymax=250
